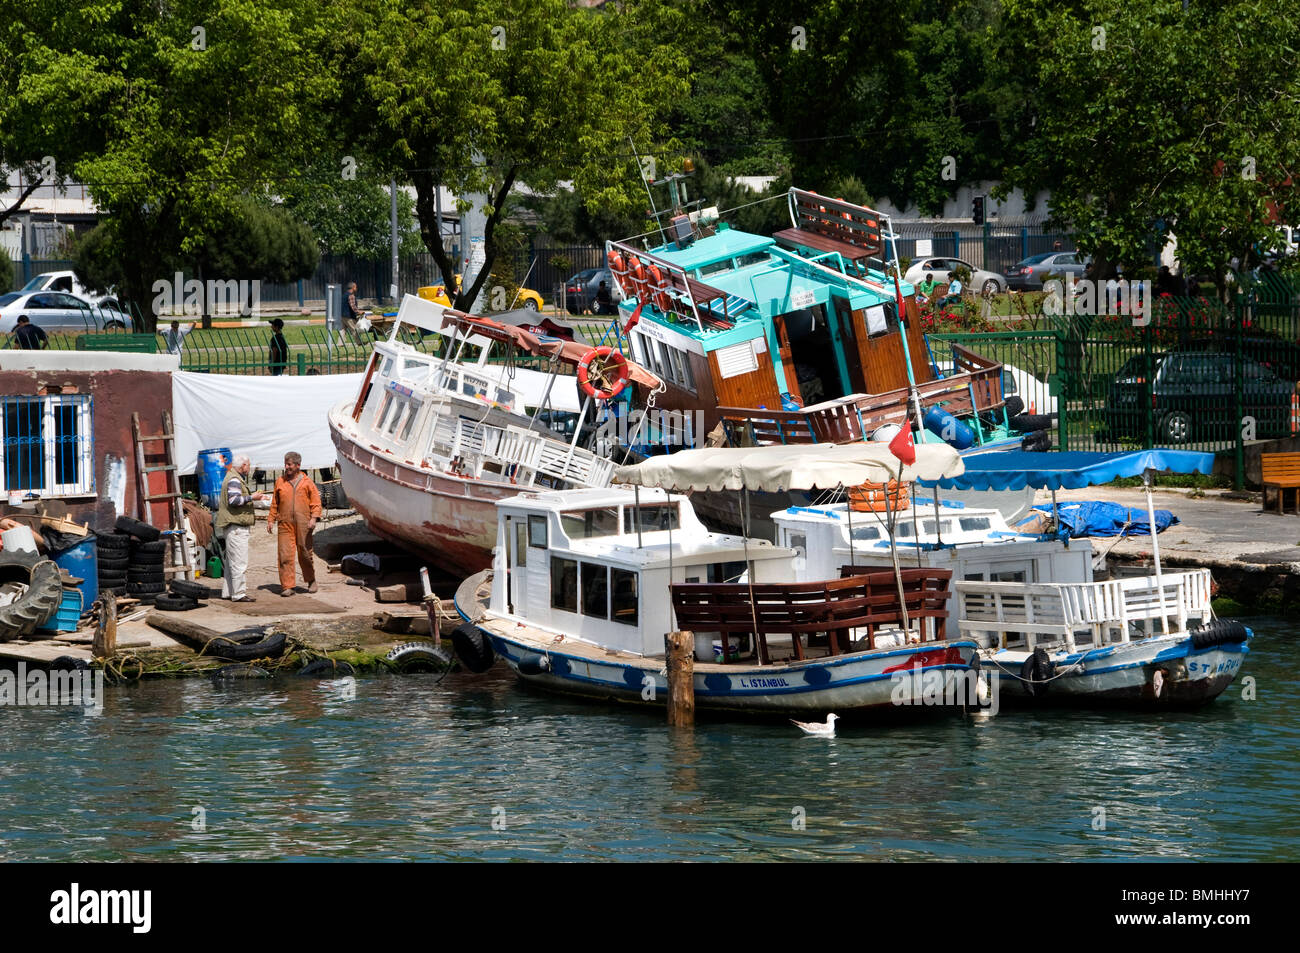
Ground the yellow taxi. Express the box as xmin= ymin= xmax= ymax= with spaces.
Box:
xmin=418 ymin=274 xmax=544 ymax=311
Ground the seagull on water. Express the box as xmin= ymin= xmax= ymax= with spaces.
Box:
xmin=791 ymin=713 xmax=839 ymax=737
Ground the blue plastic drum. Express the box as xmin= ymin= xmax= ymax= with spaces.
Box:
xmin=52 ymin=536 xmax=97 ymax=614
xmin=197 ymin=447 xmax=233 ymax=507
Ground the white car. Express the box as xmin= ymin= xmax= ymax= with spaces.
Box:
xmin=932 ymin=359 xmax=1057 ymax=416
xmin=906 ymin=256 xmax=1005 ymax=296
xmin=0 ymin=290 xmax=132 ymax=333
xmin=20 ymin=270 xmax=127 ymax=313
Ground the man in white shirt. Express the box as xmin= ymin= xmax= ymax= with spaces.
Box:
xmin=162 ymin=320 xmax=193 ymax=356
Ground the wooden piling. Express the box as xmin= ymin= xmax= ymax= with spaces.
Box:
xmin=665 ymin=630 xmax=695 ymax=727
xmin=93 ymin=591 xmax=117 ymax=658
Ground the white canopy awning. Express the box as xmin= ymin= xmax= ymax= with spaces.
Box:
xmin=612 ymin=442 xmax=965 ymax=493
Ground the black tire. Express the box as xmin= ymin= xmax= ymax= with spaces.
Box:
xmin=96 ymin=533 xmax=131 ymax=552
xmin=127 ymin=571 xmax=165 ymax=585
xmin=115 ymin=516 xmax=161 ymax=542
xmin=386 ymin=641 xmax=452 ymax=672
xmin=0 ymin=552 xmax=64 ymax=642
xmin=1161 ymin=410 xmax=1193 ymax=445
xmin=127 ymin=580 xmax=167 ymax=595
xmin=128 ymin=550 xmax=165 ymax=566
xmin=298 ymin=657 xmax=357 ymax=677
xmin=153 ymin=592 xmax=200 ymax=612
xmin=132 ymin=539 xmax=167 ymax=555
xmin=1190 ymin=620 xmax=1251 ymax=650
xmin=202 ymin=629 xmax=287 ymax=661
xmin=169 ymin=580 xmax=219 ymax=600
xmin=1003 ymin=396 xmax=1025 ymax=418
xmin=49 ymin=655 xmax=90 ymax=672
xmin=1009 ymin=413 xmax=1055 ymax=433
xmin=319 ymin=481 xmax=349 ymax=510
xmin=1020 ymin=430 xmax=1052 ymax=452
xmin=523 ymin=298 xmax=540 ymax=312
xmin=981 ymin=278 xmax=1000 ymax=295
xmin=1020 ymin=646 xmax=1055 ymax=697
xmin=97 ymin=555 xmax=129 ymax=572
xmin=210 ymin=664 xmax=271 ymax=680
xmin=98 ymin=576 xmax=127 ymax=590
xmin=451 ymin=624 xmax=495 ymax=673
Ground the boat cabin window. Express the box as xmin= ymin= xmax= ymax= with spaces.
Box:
xmin=399 ymin=401 xmax=422 ymax=440
xmin=560 ymin=507 xmax=621 ymax=539
xmin=624 ymin=503 xmax=680 ymax=534
xmin=960 ymin=517 xmax=992 ymax=532
xmin=787 ymin=532 xmax=807 ymax=559
xmin=581 ymin=561 xmax=608 ymax=618
xmin=551 ymin=557 xmax=578 ymax=612
xmin=848 ymin=525 xmax=882 ymax=541
xmin=921 ymin=519 xmax=953 ymax=535
xmin=698 ymin=260 xmax=733 ymax=278
xmin=896 ymin=522 xmax=914 ymax=538
xmin=611 ymin=568 xmax=638 ymax=626
xmin=401 ymin=357 xmax=433 ymax=383
xmin=734 ymin=252 xmax=769 ymax=269
xmin=708 ymin=561 xmax=747 ymax=584
xmin=528 ymin=515 xmax=548 ymax=547
xmin=381 ymin=357 xmax=395 ymax=377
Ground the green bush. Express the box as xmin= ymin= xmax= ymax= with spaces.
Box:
xmin=0 ymin=250 xmax=12 ymax=292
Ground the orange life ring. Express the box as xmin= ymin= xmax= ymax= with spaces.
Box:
xmin=626 ymin=256 xmax=647 ymax=302
xmin=577 ymin=346 xmax=631 ymax=400
xmin=645 ymin=263 xmax=671 ymax=314
xmin=608 ymin=251 xmax=626 ymax=287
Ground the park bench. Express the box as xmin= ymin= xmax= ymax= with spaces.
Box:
xmin=1261 ymin=451 xmax=1300 ymax=514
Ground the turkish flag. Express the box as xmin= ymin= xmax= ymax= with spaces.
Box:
xmin=622 ymin=300 xmax=645 ymax=336
xmin=888 ymin=424 xmax=916 ymax=466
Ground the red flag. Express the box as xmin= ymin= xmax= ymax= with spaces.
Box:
xmin=888 ymin=424 xmax=916 ymax=466
xmin=622 ymin=300 xmax=644 ymax=336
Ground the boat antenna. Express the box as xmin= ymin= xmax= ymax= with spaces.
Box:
xmin=629 ymin=137 xmax=667 ymax=244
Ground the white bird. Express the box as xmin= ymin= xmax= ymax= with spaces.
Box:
xmin=791 ymin=713 xmax=839 ymax=737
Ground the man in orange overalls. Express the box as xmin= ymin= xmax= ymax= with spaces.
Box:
xmin=267 ymin=451 xmax=322 ymax=596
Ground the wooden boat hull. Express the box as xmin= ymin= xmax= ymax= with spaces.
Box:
xmin=479 ymin=623 xmax=984 ymax=717
xmin=330 ymin=410 xmax=514 ymax=574
xmin=984 ymin=633 xmax=1251 ymax=708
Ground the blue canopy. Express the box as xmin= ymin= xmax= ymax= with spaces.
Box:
xmin=919 ymin=450 xmax=1215 ymax=492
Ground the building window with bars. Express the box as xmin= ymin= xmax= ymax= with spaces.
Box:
xmin=0 ymin=395 xmax=95 ymax=498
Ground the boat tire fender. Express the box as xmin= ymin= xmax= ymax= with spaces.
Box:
xmin=451 ymin=624 xmax=496 ymax=673
xmin=1021 ymin=646 xmax=1055 ymax=697
xmin=385 ymin=642 xmax=451 ymax=672
xmin=516 ymin=652 xmax=551 ymax=676
xmin=1191 ymin=619 xmax=1250 ymax=650
xmin=1010 ymin=413 xmax=1055 ymax=433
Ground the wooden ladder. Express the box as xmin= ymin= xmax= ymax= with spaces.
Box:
xmin=131 ymin=410 xmax=195 ymax=578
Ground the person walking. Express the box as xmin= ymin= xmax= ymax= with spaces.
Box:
xmin=12 ymin=315 xmax=47 ymax=350
xmin=268 ymin=451 xmax=321 ymax=596
xmin=215 ymin=453 xmax=264 ymax=602
xmin=162 ymin=320 xmax=193 ymax=357
xmin=268 ymin=318 xmax=289 ymax=375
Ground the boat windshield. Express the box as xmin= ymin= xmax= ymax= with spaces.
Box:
xmin=847 ymin=525 xmax=882 ymax=541
xmin=560 ymin=507 xmax=622 ymax=539
xmin=624 ymin=503 xmax=680 ymax=534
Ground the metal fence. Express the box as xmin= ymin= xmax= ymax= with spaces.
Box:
xmin=932 ymin=278 xmax=1300 ymax=487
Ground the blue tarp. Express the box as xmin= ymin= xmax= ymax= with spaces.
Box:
xmin=920 ymin=450 xmax=1216 ymax=491
xmin=1028 ymin=501 xmax=1179 ymax=538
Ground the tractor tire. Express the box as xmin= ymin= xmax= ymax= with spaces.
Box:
xmin=0 ymin=551 xmax=63 ymax=643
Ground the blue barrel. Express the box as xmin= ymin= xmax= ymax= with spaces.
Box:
xmin=923 ymin=406 xmax=975 ymax=450
xmin=53 ymin=536 xmax=97 ymax=614
xmin=197 ymin=448 xmax=233 ymax=507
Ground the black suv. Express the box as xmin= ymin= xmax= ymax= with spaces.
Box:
xmin=1105 ymin=351 xmax=1294 ymax=444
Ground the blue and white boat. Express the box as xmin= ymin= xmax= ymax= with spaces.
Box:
xmin=452 ymin=443 xmax=988 ymax=717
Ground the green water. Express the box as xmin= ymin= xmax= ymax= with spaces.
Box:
xmin=0 ymin=619 xmax=1293 ymax=861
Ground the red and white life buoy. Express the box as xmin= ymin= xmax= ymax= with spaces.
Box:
xmin=577 ymin=346 xmax=631 ymax=400
xmin=644 ymin=263 xmax=672 ymax=314
xmin=626 ymin=256 xmax=647 ymax=302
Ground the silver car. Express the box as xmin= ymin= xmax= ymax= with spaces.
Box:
xmin=0 ymin=290 xmax=132 ymax=334
xmin=905 ymin=256 xmax=1005 ymax=295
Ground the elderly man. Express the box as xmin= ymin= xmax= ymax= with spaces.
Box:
xmin=267 ymin=451 xmax=321 ymax=596
xmin=216 ymin=454 xmax=265 ymax=602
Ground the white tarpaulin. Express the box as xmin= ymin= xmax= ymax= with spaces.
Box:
xmin=172 ymin=371 xmax=363 ymax=474
xmin=613 ymin=441 xmax=965 ymax=492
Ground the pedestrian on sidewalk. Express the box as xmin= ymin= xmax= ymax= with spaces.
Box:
xmin=216 ymin=453 xmax=265 ymax=602
xmin=268 ymin=450 xmax=321 ymax=596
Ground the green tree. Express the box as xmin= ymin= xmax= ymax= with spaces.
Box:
xmin=342 ymin=0 xmax=690 ymax=310
xmin=280 ymin=164 xmax=423 ymax=258
xmin=994 ymin=0 xmax=1300 ymax=295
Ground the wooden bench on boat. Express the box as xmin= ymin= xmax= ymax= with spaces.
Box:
xmin=772 ymin=189 xmax=885 ymax=265
xmin=1261 ymin=452 xmax=1300 ymax=514
xmin=670 ymin=568 xmax=952 ymax=664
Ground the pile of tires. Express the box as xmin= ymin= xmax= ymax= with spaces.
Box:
xmin=0 ymin=549 xmax=63 ymax=642
xmin=155 ymin=579 xmax=218 ymax=613
xmin=96 ymin=531 xmax=132 ymax=596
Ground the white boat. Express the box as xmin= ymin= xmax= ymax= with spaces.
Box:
xmin=770 ymin=452 xmax=1252 ymax=707
xmin=328 ymin=295 xmax=661 ymax=574
xmin=452 ymin=443 xmax=988 ymax=718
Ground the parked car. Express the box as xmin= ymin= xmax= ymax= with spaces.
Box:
xmin=1003 ymin=252 xmax=1088 ymax=291
xmin=932 ymin=359 xmax=1058 ymax=416
xmin=562 ymin=267 xmax=615 ymax=315
xmin=1105 ymin=351 xmax=1293 ymax=444
xmin=0 ymin=290 xmax=133 ymax=334
xmin=418 ymin=274 xmax=544 ymax=311
xmin=21 ymin=270 xmax=126 ymax=313
xmin=904 ymin=257 xmax=1004 ymax=295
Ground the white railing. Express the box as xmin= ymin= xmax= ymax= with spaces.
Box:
xmin=955 ymin=569 xmax=1213 ymax=652
xmin=426 ymin=410 xmax=613 ymax=488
